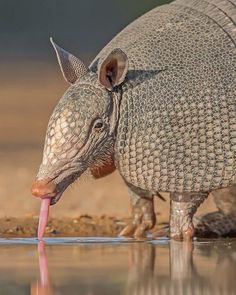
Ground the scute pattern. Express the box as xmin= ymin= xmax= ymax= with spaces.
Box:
xmin=91 ymin=0 xmax=236 ymax=192
xmin=38 ymin=78 xmax=108 ymax=179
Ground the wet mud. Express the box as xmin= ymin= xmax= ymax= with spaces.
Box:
xmin=0 ymin=216 xmax=125 ymax=237
xmin=0 ymin=216 xmax=169 ymax=238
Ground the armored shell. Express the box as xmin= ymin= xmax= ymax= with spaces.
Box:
xmin=90 ymin=0 xmax=236 ymax=193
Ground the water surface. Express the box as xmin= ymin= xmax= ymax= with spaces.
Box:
xmin=0 ymin=238 xmax=235 ymax=295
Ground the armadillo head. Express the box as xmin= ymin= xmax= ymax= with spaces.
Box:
xmin=32 ymin=38 xmax=128 ymax=205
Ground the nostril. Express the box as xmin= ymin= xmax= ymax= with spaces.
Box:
xmin=31 ymin=179 xmax=57 ymax=198
xmin=31 ymin=183 xmax=39 ymax=197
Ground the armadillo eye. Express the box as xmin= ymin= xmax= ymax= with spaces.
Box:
xmin=93 ymin=119 xmax=104 ymax=131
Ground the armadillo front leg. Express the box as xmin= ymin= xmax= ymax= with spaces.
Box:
xmin=119 ymin=185 xmax=156 ymax=239
xmin=170 ymin=192 xmax=208 ymax=241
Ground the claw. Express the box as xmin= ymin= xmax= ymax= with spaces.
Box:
xmin=134 ymin=225 xmax=147 ymax=239
xmin=182 ymin=223 xmax=195 ymax=241
xmin=170 ymin=223 xmax=195 ymax=241
xmin=120 ymin=210 xmax=156 ymax=239
xmin=120 ymin=195 xmax=156 ymax=239
xmin=119 ymin=224 xmax=136 ymax=237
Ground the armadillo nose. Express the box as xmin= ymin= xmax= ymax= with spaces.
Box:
xmin=31 ymin=179 xmax=57 ymax=198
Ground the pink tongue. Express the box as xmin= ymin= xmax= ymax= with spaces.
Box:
xmin=37 ymin=198 xmax=51 ymax=240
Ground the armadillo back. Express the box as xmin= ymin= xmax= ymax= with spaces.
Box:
xmin=92 ymin=0 xmax=236 ymax=193
xmin=175 ymin=0 xmax=236 ymax=45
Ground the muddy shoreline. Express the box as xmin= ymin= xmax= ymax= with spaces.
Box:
xmin=0 ymin=215 xmax=169 ymax=238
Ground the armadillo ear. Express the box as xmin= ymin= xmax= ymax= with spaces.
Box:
xmin=98 ymin=48 xmax=128 ymax=90
xmin=50 ymin=37 xmax=88 ymax=84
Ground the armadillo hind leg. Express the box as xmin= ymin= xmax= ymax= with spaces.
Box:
xmin=194 ymin=186 xmax=236 ymax=238
xmin=169 ymin=192 xmax=208 ymax=241
xmin=119 ymin=185 xmax=156 ymax=239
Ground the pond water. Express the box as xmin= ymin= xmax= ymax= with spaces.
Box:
xmin=0 ymin=238 xmax=235 ymax=295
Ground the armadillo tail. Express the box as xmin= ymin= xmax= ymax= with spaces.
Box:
xmin=194 ymin=211 xmax=236 ymax=238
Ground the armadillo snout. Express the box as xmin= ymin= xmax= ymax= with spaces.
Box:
xmin=31 ymin=179 xmax=57 ymax=198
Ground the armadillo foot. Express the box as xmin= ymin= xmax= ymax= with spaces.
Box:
xmin=119 ymin=197 xmax=156 ymax=239
xmin=194 ymin=212 xmax=236 ymax=238
xmin=152 ymin=223 xmax=195 ymax=241
xmin=182 ymin=223 xmax=195 ymax=241
xmin=119 ymin=219 xmax=155 ymax=239
xmin=169 ymin=192 xmax=208 ymax=241
xmin=170 ymin=222 xmax=195 ymax=241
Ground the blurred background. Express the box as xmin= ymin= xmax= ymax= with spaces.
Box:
xmin=0 ymin=0 xmax=215 ymax=219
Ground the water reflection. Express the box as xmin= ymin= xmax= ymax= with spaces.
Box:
xmin=31 ymin=241 xmax=54 ymax=295
xmin=126 ymin=241 xmax=236 ymax=295
xmin=27 ymin=239 xmax=236 ymax=295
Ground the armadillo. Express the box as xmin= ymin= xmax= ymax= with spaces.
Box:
xmin=32 ymin=0 xmax=236 ymax=240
